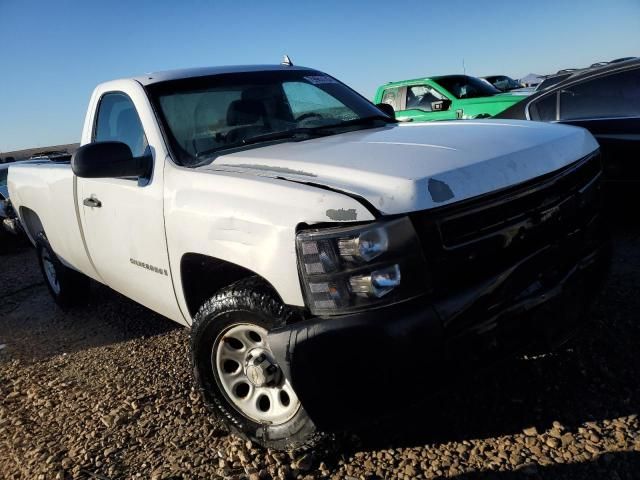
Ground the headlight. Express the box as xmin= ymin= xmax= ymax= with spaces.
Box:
xmin=337 ymin=227 xmax=388 ymax=262
xmin=296 ymin=217 xmax=428 ymax=315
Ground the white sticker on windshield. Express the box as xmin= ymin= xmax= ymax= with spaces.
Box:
xmin=304 ymin=75 xmax=338 ymax=85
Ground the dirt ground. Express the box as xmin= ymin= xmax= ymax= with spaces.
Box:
xmin=1 ymin=223 xmax=639 ymax=479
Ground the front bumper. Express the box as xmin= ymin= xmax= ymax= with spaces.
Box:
xmin=268 ymin=240 xmax=610 ymax=429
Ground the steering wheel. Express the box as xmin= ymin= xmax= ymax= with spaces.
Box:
xmin=296 ymin=112 xmax=324 ymax=124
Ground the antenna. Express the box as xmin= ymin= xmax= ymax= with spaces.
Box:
xmin=281 ymin=55 xmax=293 ymax=67
xmin=462 ymin=58 xmax=466 ymax=75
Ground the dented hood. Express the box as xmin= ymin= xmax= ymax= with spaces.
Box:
xmin=201 ymin=120 xmax=598 ymax=215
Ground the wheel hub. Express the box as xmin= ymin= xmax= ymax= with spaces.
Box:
xmin=245 ymin=349 xmax=281 ymax=387
xmin=213 ymin=323 xmax=301 ymax=425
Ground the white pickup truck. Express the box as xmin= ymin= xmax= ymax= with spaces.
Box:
xmin=9 ymin=65 xmax=608 ymax=451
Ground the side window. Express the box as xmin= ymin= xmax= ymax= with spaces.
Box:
xmin=406 ymin=85 xmax=445 ymax=111
xmin=94 ymin=93 xmax=148 ymax=157
xmin=559 ymin=68 xmax=640 ymax=121
xmin=529 ymin=93 xmax=557 ymax=121
xmin=380 ymin=87 xmax=401 ymax=111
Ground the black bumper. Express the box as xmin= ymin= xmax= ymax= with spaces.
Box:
xmin=268 ymin=241 xmax=610 ymax=429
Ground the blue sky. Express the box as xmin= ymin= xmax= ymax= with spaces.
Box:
xmin=1 ymin=0 xmax=638 ymax=152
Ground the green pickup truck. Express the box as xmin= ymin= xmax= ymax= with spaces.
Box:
xmin=374 ymin=75 xmax=525 ymax=122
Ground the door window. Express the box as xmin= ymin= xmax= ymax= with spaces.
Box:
xmin=406 ymin=85 xmax=445 ymax=111
xmin=559 ymin=68 xmax=640 ymax=120
xmin=94 ymin=93 xmax=148 ymax=157
xmin=529 ymin=93 xmax=557 ymax=121
xmin=380 ymin=87 xmax=402 ymax=111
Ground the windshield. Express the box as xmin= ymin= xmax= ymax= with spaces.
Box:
xmin=147 ymin=70 xmax=388 ymax=167
xmin=0 ymin=169 xmax=7 ymax=187
xmin=536 ymin=73 xmax=572 ymax=91
xmin=436 ymin=75 xmax=501 ymax=99
xmin=486 ymin=76 xmax=521 ymax=91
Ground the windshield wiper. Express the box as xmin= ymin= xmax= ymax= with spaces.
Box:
xmin=194 ymin=128 xmax=319 ymax=160
xmin=239 ymin=115 xmax=395 ymax=144
xmin=315 ymin=115 xmax=397 ymax=131
xmin=238 ymin=128 xmax=326 ymax=146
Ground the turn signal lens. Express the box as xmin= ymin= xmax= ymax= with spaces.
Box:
xmin=300 ymin=239 xmax=339 ymax=275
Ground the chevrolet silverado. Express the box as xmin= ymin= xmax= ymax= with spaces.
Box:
xmin=8 ymin=65 xmax=608 ymax=451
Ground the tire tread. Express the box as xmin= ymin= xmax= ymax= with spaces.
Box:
xmin=190 ymin=276 xmax=329 ymax=452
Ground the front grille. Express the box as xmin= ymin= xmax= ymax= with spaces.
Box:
xmin=411 ymin=151 xmax=604 ymax=297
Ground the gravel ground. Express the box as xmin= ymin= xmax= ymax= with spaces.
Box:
xmin=1 ymin=225 xmax=639 ymax=480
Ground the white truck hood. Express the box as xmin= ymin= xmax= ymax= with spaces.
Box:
xmin=201 ymin=120 xmax=598 ymax=215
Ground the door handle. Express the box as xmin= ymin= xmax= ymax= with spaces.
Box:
xmin=83 ymin=197 xmax=102 ymax=208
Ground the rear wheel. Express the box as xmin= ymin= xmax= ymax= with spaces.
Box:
xmin=191 ymin=277 xmax=327 ymax=451
xmin=0 ymin=227 xmax=10 ymax=254
xmin=36 ymin=232 xmax=90 ymax=308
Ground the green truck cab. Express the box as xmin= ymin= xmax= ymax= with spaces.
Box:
xmin=374 ymin=75 xmax=524 ymax=122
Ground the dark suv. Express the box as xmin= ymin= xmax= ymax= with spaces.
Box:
xmin=497 ymin=59 xmax=640 ymax=185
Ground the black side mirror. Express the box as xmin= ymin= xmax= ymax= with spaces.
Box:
xmin=431 ymin=99 xmax=452 ymax=111
xmin=72 ymin=141 xmax=151 ymax=179
xmin=375 ymin=102 xmax=396 ymax=119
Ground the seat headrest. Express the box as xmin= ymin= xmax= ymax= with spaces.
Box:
xmin=227 ymin=99 xmax=266 ymax=126
xmin=241 ymin=87 xmax=270 ymax=101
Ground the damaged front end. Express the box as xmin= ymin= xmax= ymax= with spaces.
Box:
xmin=268 ymin=150 xmax=610 ymax=429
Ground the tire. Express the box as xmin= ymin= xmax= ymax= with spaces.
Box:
xmin=191 ymin=277 xmax=327 ymax=451
xmin=36 ymin=232 xmax=90 ymax=308
xmin=0 ymin=227 xmax=10 ymax=255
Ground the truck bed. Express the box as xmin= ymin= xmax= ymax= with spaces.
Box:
xmin=8 ymin=162 xmax=100 ymax=281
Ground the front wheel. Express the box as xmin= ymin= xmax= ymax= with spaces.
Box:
xmin=190 ymin=277 xmax=326 ymax=451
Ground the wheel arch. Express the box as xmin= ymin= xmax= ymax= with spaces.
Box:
xmin=180 ymin=253 xmax=286 ymax=318
xmin=19 ymin=206 xmax=44 ymax=245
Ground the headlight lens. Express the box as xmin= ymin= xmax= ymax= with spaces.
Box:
xmin=350 ymin=264 xmax=401 ymax=298
xmin=337 ymin=227 xmax=389 ymax=262
xmin=296 ymin=217 xmax=428 ymax=315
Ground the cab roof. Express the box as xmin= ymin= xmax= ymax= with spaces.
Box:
xmin=134 ymin=64 xmax=316 ymax=86
xmin=532 ymin=57 xmax=640 ymax=95
xmin=381 ymin=74 xmax=474 ymax=87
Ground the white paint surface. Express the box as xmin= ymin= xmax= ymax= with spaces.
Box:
xmin=213 ymin=120 xmax=598 ymax=214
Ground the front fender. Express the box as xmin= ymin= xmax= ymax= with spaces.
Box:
xmin=163 ymin=160 xmax=376 ymax=323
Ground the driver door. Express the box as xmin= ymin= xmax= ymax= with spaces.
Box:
xmin=77 ymin=89 xmax=183 ymax=322
xmin=397 ymin=85 xmax=456 ymax=122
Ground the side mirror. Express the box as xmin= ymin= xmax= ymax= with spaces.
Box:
xmin=431 ymin=99 xmax=452 ymax=111
xmin=375 ymin=102 xmax=396 ymax=119
xmin=72 ymin=141 xmax=151 ymax=179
